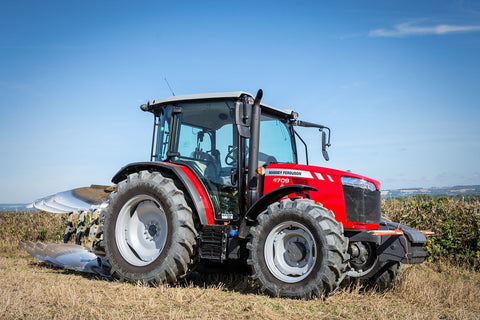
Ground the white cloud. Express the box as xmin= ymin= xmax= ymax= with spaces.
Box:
xmin=369 ymin=22 xmax=480 ymax=37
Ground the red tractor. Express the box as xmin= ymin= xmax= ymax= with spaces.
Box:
xmin=101 ymin=90 xmax=428 ymax=298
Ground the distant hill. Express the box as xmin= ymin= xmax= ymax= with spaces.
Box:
xmin=0 ymin=204 xmax=31 ymax=212
xmin=381 ymin=185 xmax=480 ymax=198
xmin=2 ymin=185 xmax=480 ymax=211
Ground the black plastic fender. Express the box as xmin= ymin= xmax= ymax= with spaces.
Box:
xmin=238 ymin=184 xmax=317 ymax=238
xmin=246 ymin=184 xmax=317 ymax=220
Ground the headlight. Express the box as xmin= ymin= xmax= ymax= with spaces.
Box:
xmin=341 ymin=176 xmax=376 ymax=192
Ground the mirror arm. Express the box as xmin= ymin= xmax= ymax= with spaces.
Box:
xmin=294 ymin=119 xmax=327 ymax=130
xmin=322 ymin=127 xmax=331 ymax=147
xmin=293 ymin=129 xmax=309 ymax=165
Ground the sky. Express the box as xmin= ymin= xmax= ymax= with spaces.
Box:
xmin=1 ymin=0 xmax=479 ymax=203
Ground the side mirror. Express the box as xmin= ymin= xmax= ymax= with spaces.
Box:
xmin=235 ymin=99 xmax=252 ymax=138
xmin=322 ymin=130 xmax=330 ymax=161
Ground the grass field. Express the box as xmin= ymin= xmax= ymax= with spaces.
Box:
xmin=1 ymin=211 xmax=479 ymax=319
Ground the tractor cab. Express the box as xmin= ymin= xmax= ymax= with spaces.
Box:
xmin=144 ymin=92 xmax=299 ymax=221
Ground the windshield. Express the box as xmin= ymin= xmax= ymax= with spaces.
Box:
xmin=245 ymin=114 xmax=296 ymax=165
xmin=258 ymin=114 xmax=296 ymax=164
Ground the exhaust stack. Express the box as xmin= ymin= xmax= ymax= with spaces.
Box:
xmin=247 ymin=89 xmax=263 ymax=207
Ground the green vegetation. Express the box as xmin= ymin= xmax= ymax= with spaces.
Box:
xmin=383 ymin=196 xmax=480 ymax=269
xmin=387 ymin=193 xmax=480 ymax=202
xmin=0 ymin=211 xmax=65 ymax=257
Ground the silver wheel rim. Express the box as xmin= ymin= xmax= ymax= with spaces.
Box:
xmin=264 ymin=221 xmax=317 ymax=283
xmin=115 ymin=194 xmax=168 ymax=267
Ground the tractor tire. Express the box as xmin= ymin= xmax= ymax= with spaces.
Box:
xmin=103 ymin=170 xmax=197 ymax=284
xmin=247 ymin=199 xmax=347 ymax=298
xmin=366 ymin=215 xmax=403 ymax=291
xmin=345 ymin=215 xmax=402 ymax=291
xmin=366 ymin=261 xmax=402 ymax=291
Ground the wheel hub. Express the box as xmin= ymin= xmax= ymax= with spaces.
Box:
xmin=284 ymin=239 xmax=308 ymax=266
xmin=347 ymin=241 xmax=377 ymax=277
xmin=350 ymin=242 xmax=369 ymax=265
xmin=148 ymin=224 xmax=157 ymax=237
xmin=115 ymin=195 xmax=168 ymax=267
xmin=264 ymin=221 xmax=317 ymax=283
xmin=145 ymin=221 xmax=161 ymax=240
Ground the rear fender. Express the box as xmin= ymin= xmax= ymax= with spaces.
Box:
xmin=112 ymin=161 xmax=214 ymax=225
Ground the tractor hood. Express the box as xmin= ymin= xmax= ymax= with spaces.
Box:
xmin=264 ymin=163 xmax=381 ymax=191
xmin=263 ymin=163 xmax=382 ymax=230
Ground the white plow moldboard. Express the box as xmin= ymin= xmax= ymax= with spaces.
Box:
xmin=20 ymin=241 xmax=111 ymax=277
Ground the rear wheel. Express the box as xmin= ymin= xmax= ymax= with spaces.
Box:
xmin=103 ymin=170 xmax=197 ymax=284
xmin=247 ymin=199 xmax=347 ymax=298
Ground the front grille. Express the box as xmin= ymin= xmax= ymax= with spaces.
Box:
xmin=343 ymin=185 xmax=381 ymax=224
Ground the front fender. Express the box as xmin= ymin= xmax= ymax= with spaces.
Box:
xmin=237 ymin=185 xmax=317 ymax=239
xmin=245 ymin=184 xmax=317 ymax=220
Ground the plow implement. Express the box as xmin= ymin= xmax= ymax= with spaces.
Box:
xmin=20 ymin=241 xmax=110 ymax=277
xmin=22 ymin=185 xmax=114 ymax=277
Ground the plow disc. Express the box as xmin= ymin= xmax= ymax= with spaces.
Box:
xmin=28 ymin=185 xmax=113 ymax=214
xmin=20 ymin=185 xmax=115 ymax=277
xmin=20 ymin=241 xmax=111 ymax=277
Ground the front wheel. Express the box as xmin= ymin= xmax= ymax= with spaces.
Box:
xmin=345 ymin=215 xmax=402 ymax=291
xmin=368 ymin=215 xmax=403 ymax=291
xmin=247 ymin=199 xmax=347 ymax=298
xmin=346 ymin=246 xmax=402 ymax=291
xmin=103 ymin=170 xmax=197 ymax=284
xmin=367 ymin=261 xmax=402 ymax=291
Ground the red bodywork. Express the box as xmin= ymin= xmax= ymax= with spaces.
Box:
xmin=168 ymin=162 xmax=215 ymax=225
xmin=263 ymin=163 xmax=381 ymax=230
xmin=169 ymin=161 xmax=381 ymax=230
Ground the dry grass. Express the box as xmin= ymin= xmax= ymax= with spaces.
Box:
xmin=1 ymin=248 xmax=479 ymax=320
xmin=1 ymin=211 xmax=479 ymax=319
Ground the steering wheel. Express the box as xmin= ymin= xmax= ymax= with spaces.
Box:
xmin=225 ymin=146 xmax=237 ymax=166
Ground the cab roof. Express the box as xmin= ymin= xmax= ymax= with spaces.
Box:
xmin=141 ymin=91 xmax=295 ymax=119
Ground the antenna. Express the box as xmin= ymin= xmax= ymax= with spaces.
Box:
xmin=164 ymin=77 xmax=175 ymax=96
